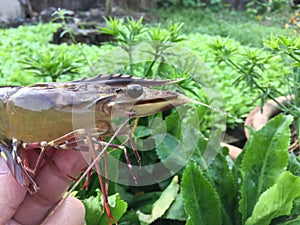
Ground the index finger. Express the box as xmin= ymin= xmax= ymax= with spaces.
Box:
xmin=13 ymin=149 xmax=87 ymax=225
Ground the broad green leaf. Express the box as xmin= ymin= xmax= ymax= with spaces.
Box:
xmin=245 ymin=171 xmax=300 ymax=225
xmin=181 ymin=162 xmax=222 ymax=225
xmin=239 ymin=114 xmax=293 ymax=222
xmin=83 ymin=190 xmax=127 ymax=225
xmin=192 ymin=136 xmax=237 ymax=225
xmin=137 ymin=176 xmax=179 ymax=224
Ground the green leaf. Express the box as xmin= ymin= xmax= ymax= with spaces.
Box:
xmin=275 ymin=215 xmax=300 ymax=225
xmin=239 ymin=114 xmax=293 ymax=223
xmin=137 ymin=176 xmax=179 ymax=224
xmin=191 ymin=136 xmax=237 ymax=225
xmin=83 ymin=190 xmax=127 ymax=225
xmin=206 ymin=148 xmax=237 ymax=224
xmin=291 ymin=197 xmax=300 ymax=217
xmin=134 ymin=126 xmax=151 ymax=138
xmin=181 ymin=162 xmax=222 ymax=225
xmin=155 ymin=133 xmax=187 ymax=172
xmin=164 ymin=190 xmax=187 ymax=221
xmin=288 ymin=153 xmax=300 ymax=177
xmin=245 ymin=171 xmax=300 ymax=225
xmin=83 ymin=190 xmax=103 ymax=225
xmin=118 ymin=209 xmax=141 ymax=225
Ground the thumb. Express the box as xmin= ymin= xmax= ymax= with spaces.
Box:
xmin=0 ymin=158 xmax=26 ymax=224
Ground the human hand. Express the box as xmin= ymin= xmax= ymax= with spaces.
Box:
xmin=0 ymin=148 xmax=87 ymax=225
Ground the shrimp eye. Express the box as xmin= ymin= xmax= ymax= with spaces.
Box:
xmin=126 ymin=84 xmax=143 ymax=98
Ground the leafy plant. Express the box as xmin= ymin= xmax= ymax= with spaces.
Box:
xmin=209 ymin=36 xmax=300 ymax=147
xmin=83 ymin=191 xmax=127 ymax=225
xmin=19 ymin=48 xmax=84 ymax=82
xmin=156 ymin=8 xmax=292 ymax=48
xmin=264 ymin=35 xmax=300 ymax=143
xmin=99 ymin=16 xmax=185 ymax=78
xmin=2 ymin=10 xmax=300 ymax=225
xmin=246 ymin=0 xmax=287 ymax=16
xmin=180 ymin=114 xmax=300 ymax=225
xmin=100 ymin=17 xmax=145 ymax=75
xmin=103 ymin=114 xmax=300 ymax=225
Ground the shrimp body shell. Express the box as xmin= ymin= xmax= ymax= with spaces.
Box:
xmin=0 ymin=74 xmax=187 ymax=142
xmin=0 ymin=83 xmax=114 ymax=142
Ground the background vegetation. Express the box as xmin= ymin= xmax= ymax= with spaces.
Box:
xmin=1 ymin=1 xmax=300 ymax=224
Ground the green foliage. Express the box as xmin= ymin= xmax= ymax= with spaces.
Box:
xmin=239 ymin=114 xmax=292 ymax=222
xmin=157 ymin=0 xmax=222 ymax=8
xmin=245 ymin=171 xmax=300 ymax=225
xmin=0 ymin=23 xmax=58 ymax=84
xmin=0 ymin=23 xmax=110 ymax=85
xmin=246 ymin=0 xmax=288 ymax=16
xmin=264 ymin=35 xmax=300 ymax=143
xmin=209 ymin=35 xmax=300 ymax=141
xmin=83 ymin=190 xmax=127 ymax=225
xmin=181 ymin=162 xmax=222 ymax=225
xmin=137 ymin=176 xmax=180 ymax=224
xmin=156 ymin=8 xmax=291 ymax=48
xmin=106 ymin=114 xmax=300 ymax=225
xmin=178 ymin=34 xmax=288 ymax=127
xmin=208 ymin=36 xmax=299 ymax=127
xmin=19 ymin=49 xmax=84 ymax=82
xmin=1 ymin=9 xmax=300 ymax=225
xmin=180 ymin=114 xmax=300 ymax=225
xmin=193 ymin=143 xmax=237 ymax=224
xmin=100 ymin=16 xmax=185 ymax=76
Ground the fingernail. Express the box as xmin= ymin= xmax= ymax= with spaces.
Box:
xmin=0 ymin=158 xmax=8 ymax=174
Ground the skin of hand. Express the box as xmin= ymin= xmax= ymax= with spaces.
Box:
xmin=0 ymin=148 xmax=87 ymax=225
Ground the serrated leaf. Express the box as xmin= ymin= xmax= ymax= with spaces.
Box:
xmin=181 ymin=162 xmax=222 ymax=225
xmin=239 ymin=114 xmax=293 ymax=223
xmin=155 ymin=133 xmax=187 ymax=172
xmin=192 ymin=136 xmax=237 ymax=225
xmin=245 ymin=171 xmax=300 ymax=225
xmin=137 ymin=176 xmax=179 ymax=224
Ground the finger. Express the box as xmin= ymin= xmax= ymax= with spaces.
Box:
xmin=13 ymin=149 xmax=87 ymax=225
xmin=43 ymin=197 xmax=85 ymax=225
xmin=0 ymin=158 xmax=26 ymax=224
